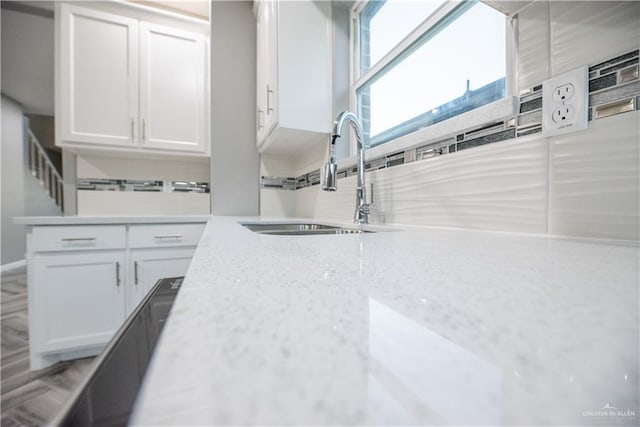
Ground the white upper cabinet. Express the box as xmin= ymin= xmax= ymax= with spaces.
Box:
xmin=57 ymin=3 xmax=208 ymax=156
xmin=255 ymin=0 xmax=332 ymax=155
xmin=139 ymin=23 xmax=206 ymax=152
xmin=255 ymin=2 xmax=269 ymax=144
xmin=59 ymin=5 xmax=139 ymax=148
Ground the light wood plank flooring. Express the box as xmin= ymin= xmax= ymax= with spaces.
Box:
xmin=1 ymin=267 xmax=95 ymax=426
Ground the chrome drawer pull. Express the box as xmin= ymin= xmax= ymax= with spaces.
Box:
xmin=61 ymin=237 xmax=96 ymax=242
xmin=154 ymin=235 xmax=182 ymax=240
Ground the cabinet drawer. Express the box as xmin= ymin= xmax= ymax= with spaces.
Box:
xmin=31 ymin=226 xmax=126 ymax=252
xmin=128 ymin=223 xmax=205 ymax=248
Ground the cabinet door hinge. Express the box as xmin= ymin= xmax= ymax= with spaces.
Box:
xmin=257 ymin=107 xmax=264 ymax=130
xmin=266 ymin=85 xmax=274 ymax=114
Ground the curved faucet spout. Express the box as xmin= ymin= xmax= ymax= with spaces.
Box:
xmin=332 ymin=111 xmax=363 ymax=144
xmin=321 ymin=111 xmax=370 ymax=224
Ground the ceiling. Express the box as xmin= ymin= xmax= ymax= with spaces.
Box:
xmin=482 ymin=1 xmax=535 ymax=16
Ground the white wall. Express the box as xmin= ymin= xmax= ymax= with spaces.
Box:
xmin=210 ymin=0 xmax=260 ymax=216
xmin=1 ymin=96 xmax=61 ymax=266
xmin=269 ymin=1 xmax=640 ymax=241
xmin=1 ymin=97 xmax=27 ymax=265
xmin=1 ymin=7 xmax=54 ymax=115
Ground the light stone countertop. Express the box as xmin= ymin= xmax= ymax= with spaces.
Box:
xmin=130 ymin=216 xmax=639 ymax=425
xmin=14 ymin=215 xmax=209 ymax=225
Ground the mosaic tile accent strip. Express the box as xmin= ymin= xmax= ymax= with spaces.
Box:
xmin=77 ymin=179 xmax=209 ymax=193
xmin=262 ymin=50 xmax=640 ymax=191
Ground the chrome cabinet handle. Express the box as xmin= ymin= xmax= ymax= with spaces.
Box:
xmin=115 ymin=262 xmax=121 ymax=287
xmin=266 ymin=85 xmax=274 ymax=113
xmin=154 ymin=235 xmax=182 ymax=239
xmin=142 ymin=119 xmax=147 ymax=143
xmin=61 ymin=237 xmax=96 ymax=242
xmin=131 ymin=118 xmax=135 ymax=142
xmin=134 ymin=261 xmax=139 ymax=285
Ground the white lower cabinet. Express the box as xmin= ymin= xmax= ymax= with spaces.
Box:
xmin=31 ymin=251 xmax=126 ymax=354
xmin=127 ymin=248 xmax=195 ymax=316
xmin=26 ymin=222 xmax=205 ymax=370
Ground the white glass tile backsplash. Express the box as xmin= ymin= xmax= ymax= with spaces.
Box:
xmin=75 ymin=154 xmax=210 ymax=215
xmin=294 ymin=136 xmax=549 ymax=234
xmin=549 ymin=110 xmax=640 ymax=241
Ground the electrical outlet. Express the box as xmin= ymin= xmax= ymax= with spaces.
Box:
xmin=552 ymin=105 xmax=575 ymax=123
xmin=552 ymin=83 xmax=575 ymax=102
xmin=542 ymin=66 xmax=588 ymax=137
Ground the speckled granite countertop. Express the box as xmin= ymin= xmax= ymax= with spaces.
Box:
xmin=131 ymin=216 xmax=639 ymax=425
xmin=14 ymin=215 xmax=209 ymax=225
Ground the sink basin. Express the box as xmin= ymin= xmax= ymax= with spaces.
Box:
xmin=240 ymin=222 xmax=374 ymax=236
xmin=242 ymin=223 xmax=340 ymax=232
xmin=259 ymin=228 xmax=371 ymax=236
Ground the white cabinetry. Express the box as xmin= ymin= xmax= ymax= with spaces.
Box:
xmin=127 ymin=223 xmax=203 ymax=314
xmin=139 ymin=23 xmax=206 ymax=152
xmin=58 ymin=3 xmax=208 ymax=155
xmin=129 ymin=249 xmax=194 ymax=315
xmin=28 ymin=225 xmax=127 ymax=369
xmin=26 ymin=221 xmax=205 ymax=370
xmin=59 ymin=6 xmax=138 ymax=148
xmin=254 ymin=0 xmax=332 ymax=154
xmin=255 ymin=2 xmax=269 ymax=144
xmin=32 ymin=251 xmax=126 ymax=353
xmin=256 ymin=0 xmax=278 ymax=144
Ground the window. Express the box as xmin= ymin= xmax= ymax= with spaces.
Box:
xmin=353 ymin=0 xmax=507 ymax=148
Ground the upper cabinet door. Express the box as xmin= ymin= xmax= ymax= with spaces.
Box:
xmin=139 ymin=23 xmax=206 ymax=153
xmin=59 ymin=4 xmax=139 ymax=147
xmin=256 ymin=2 xmax=267 ymax=146
xmin=255 ymin=0 xmax=278 ymax=149
xmin=253 ymin=0 xmax=332 ymax=155
xmin=263 ymin=0 xmax=279 ymax=136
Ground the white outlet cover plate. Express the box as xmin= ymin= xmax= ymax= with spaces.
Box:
xmin=541 ymin=66 xmax=589 ymax=137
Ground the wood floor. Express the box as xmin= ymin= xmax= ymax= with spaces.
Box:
xmin=1 ymin=267 xmax=94 ymax=426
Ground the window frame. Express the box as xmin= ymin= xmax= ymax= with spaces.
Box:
xmin=347 ymin=0 xmax=518 ymax=161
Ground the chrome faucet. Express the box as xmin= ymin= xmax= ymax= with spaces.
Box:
xmin=322 ymin=111 xmax=370 ymax=224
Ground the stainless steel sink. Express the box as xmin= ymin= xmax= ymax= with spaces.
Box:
xmin=240 ymin=222 xmax=374 ymax=236
xmin=242 ymin=223 xmax=340 ymax=232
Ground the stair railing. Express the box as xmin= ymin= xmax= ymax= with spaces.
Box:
xmin=27 ymin=129 xmax=63 ymax=210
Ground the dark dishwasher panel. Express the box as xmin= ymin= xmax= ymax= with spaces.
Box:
xmin=53 ymin=277 xmax=183 ymax=427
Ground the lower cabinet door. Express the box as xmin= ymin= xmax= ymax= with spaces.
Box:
xmin=127 ymin=247 xmax=196 ymax=315
xmin=32 ymin=251 xmax=126 ymax=353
